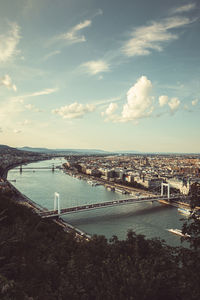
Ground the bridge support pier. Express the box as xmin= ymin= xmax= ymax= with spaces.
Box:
xmin=161 ymin=183 xmax=170 ymax=199
xmin=54 ymin=192 xmax=60 ymax=215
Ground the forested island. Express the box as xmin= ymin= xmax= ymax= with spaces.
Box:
xmin=0 ymin=184 xmax=200 ymax=300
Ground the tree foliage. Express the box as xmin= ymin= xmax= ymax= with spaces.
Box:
xmin=0 ymin=190 xmax=200 ymax=299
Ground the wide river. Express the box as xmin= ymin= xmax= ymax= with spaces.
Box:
xmin=8 ymin=158 xmax=188 ymax=247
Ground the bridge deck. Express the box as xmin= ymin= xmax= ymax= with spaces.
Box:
xmin=16 ymin=167 xmax=58 ymax=169
xmin=40 ymin=195 xmax=182 ymax=218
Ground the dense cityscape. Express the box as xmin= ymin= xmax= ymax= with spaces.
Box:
xmin=1 ymin=144 xmax=200 ymax=197
xmin=64 ymin=154 xmax=200 ymax=195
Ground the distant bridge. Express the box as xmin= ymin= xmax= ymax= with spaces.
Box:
xmin=17 ymin=167 xmax=57 ymax=169
xmin=16 ymin=165 xmax=62 ymax=172
xmin=39 ymin=194 xmax=183 ymax=219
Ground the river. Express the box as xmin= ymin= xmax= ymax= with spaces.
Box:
xmin=8 ymin=158 xmax=189 ymax=247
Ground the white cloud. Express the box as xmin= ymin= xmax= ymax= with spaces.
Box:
xmin=0 ymin=74 xmax=17 ymax=91
xmin=159 ymin=95 xmax=181 ymax=113
xmin=192 ymin=99 xmax=199 ymax=106
xmin=172 ymin=3 xmax=196 ymax=14
xmin=101 ymin=76 xmax=154 ymax=123
xmin=13 ymin=129 xmax=22 ymax=134
xmin=43 ymin=50 xmax=61 ymax=61
xmin=12 ymin=87 xmax=58 ymax=102
xmin=57 ymin=19 xmax=91 ymax=44
xmin=52 ymin=102 xmax=95 ymax=119
xmin=28 ymin=88 xmax=58 ymax=97
xmin=100 ymin=77 xmax=184 ymax=123
xmin=121 ymin=76 xmax=154 ymax=121
xmin=0 ymin=22 xmax=20 ymax=63
xmin=159 ymin=95 xmax=169 ymax=107
xmin=25 ymin=104 xmax=41 ymax=112
xmin=122 ymin=16 xmax=193 ymax=57
xmin=101 ymin=102 xmax=119 ymax=122
xmin=168 ymin=97 xmax=180 ymax=111
xmin=95 ymin=96 xmax=121 ymax=106
xmin=102 ymin=102 xmax=118 ymax=116
xmin=82 ymin=60 xmax=110 ymax=75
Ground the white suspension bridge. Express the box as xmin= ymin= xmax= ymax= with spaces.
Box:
xmin=39 ymin=183 xmax=187 ymax=219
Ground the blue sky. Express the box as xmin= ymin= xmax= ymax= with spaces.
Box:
xmin=0 ymin=0 xmax=199 ymax=152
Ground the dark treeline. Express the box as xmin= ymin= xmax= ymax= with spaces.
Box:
xmin=0 ymin=187 xmax=200 ymax=300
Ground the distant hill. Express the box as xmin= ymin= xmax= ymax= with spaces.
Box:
xmin=0 ymin=144 xmax=42 ymax=156
xmin=1 ymin=145 xmax=141 ymax=155
xmin=114 ymin=150 xmax=141 ymax=154
xmin=17 ymin=146 xmax=144 ymax=155
xmin=18 ymin=146 xmax=110 ymax=155
xmin=0 ymin=144 xmax=22 ymax=154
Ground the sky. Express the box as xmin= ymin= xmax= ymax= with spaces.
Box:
xmin=0 ymin=0 xmax=199 ymax=152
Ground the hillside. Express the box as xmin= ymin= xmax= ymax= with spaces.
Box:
xmin=18 ymin=146 xmax=110 ymax=154
xmin=0 ymin=189 xmax=200 ymax=299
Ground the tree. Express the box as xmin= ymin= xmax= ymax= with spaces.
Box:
xmin=189 ymin=182 xmax=200 ymax=209
xmin=182 ymin=182 xmax=200 ymax=250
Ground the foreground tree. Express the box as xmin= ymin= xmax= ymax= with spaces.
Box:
xmin=1 ymin=188 xmax=200 ymax=299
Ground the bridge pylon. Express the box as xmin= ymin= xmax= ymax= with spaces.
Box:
xmin=161 ymin=182 xmax=170 ymax=199
xmin=54 ymin=192 xmax=60 ymax=215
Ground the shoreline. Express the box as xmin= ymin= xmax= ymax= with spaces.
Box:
xmin=5 ymin=159 xmax=192 ymax=241
xmin=5 ymin=159 xmax=91 ymax=241
xmin=0 ymin=157 xmax=50 ymax=179
xmin=63 ymin=166 xmax=194 ymax=212
xmin=63 ymin=167 xmax=155 ymax=197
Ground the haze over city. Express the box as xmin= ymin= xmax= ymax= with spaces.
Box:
xmin=0 ymin=0 xmax=199 ymax=153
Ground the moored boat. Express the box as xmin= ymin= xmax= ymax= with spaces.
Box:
xmin=115 ymin=188 xmax=127 ymax=194
xmin=178 ymin=207 xmax=191 ymax=216
xmin=167 ymin=228 xmax=190 ymax=238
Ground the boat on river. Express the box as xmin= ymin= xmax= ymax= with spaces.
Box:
xmin=115 ymin=188 xmax=127 ymax=194
xmin=107 ymin=186 xmax=115 ymax=192
xmin=87 ymin=180 xmax=99 ymax=186
xmin=178 ymin=207 xmax=191 ymax=216
xmin=167 ymin=228 xmax=190 ymax=238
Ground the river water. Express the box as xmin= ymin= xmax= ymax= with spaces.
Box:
xmin=8 ymin=158 xmax=189 ymax=247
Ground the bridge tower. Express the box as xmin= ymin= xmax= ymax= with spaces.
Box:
xmin=54 ymin=192 xmax=60 ymax=215
xmin=161 ymin=182 xmax=170 ymax=199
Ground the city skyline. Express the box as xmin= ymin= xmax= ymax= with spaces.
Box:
xmin=0 ymin=0 xmax=200 ymax=153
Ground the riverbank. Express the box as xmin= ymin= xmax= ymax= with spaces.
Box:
xmin=6 ymin=160 xmax=91 ymax=241
xmin=7 ymin=157 xmax=192 ymax=245
xmin=0 ymin=157 xmax=50 ymax=179
xmin=63 ymin=165 xmax=195 ymax=217
xmin=63 ymin=166 xmax=154 ymax=197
